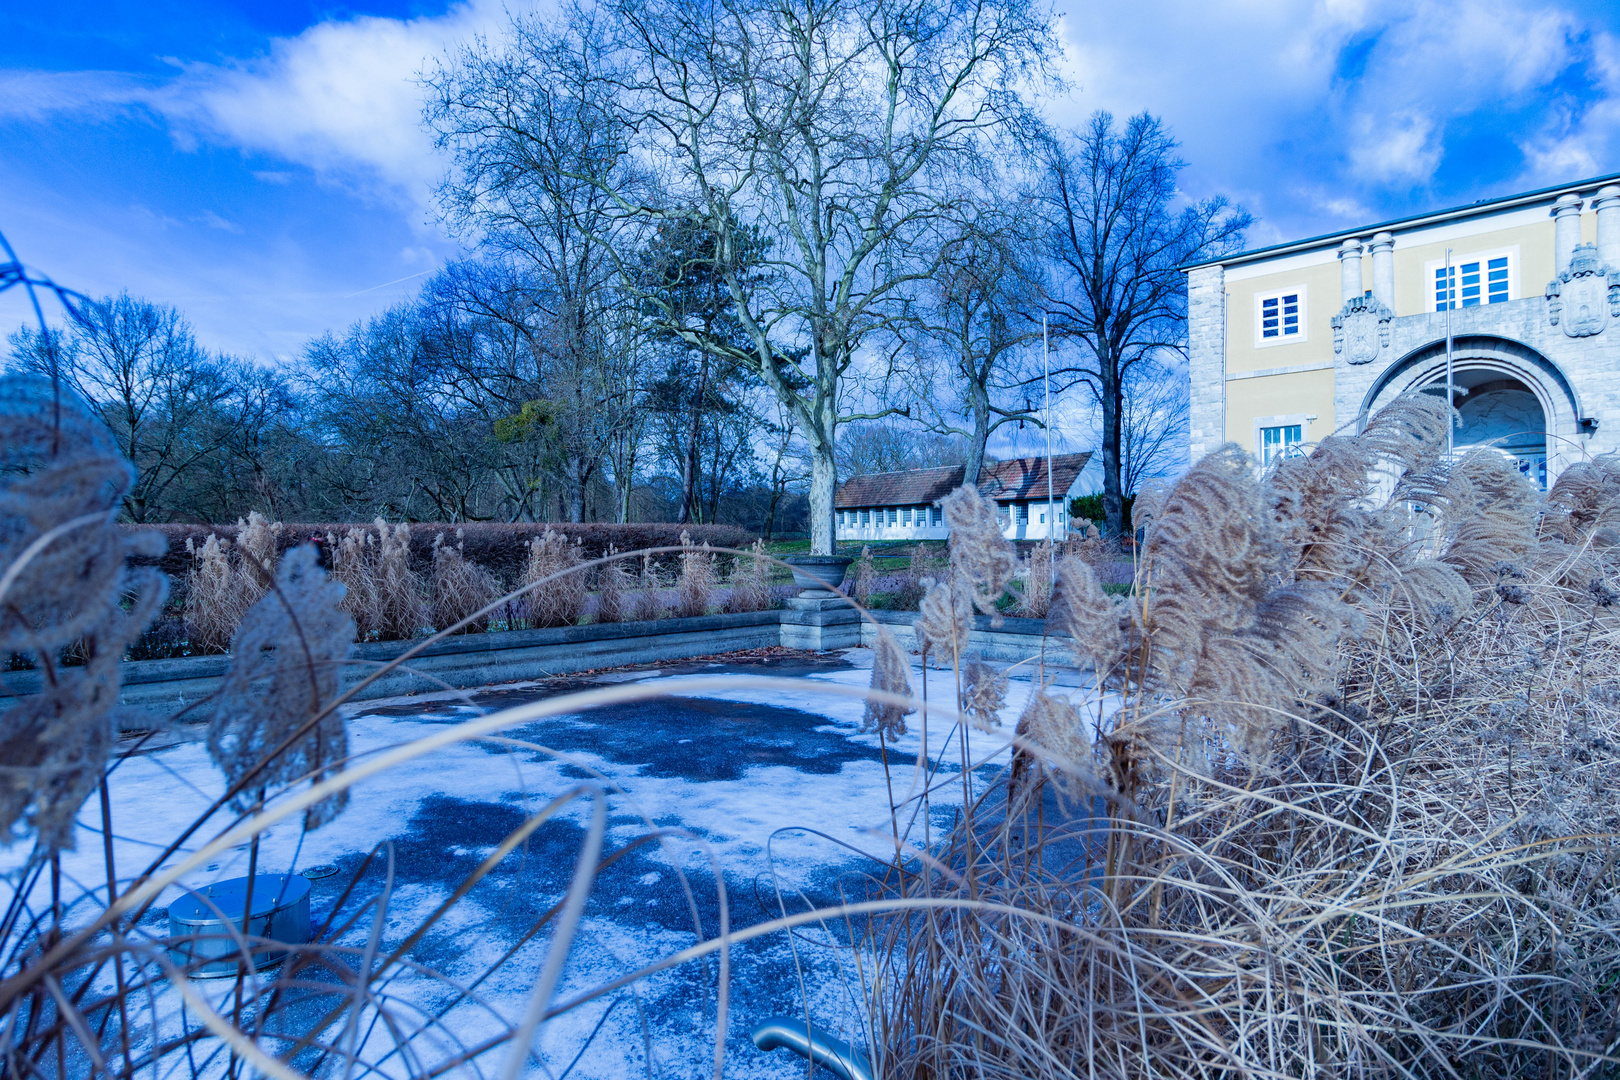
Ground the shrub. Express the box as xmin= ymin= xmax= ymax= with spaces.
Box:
xmin=373 ymin=518 xmax=427 ymax=639
xmin=523 ymin=528 xmax=587 ymax=628
xmin=859 ymin=401 xmax=1620 ymax=1078
xmin=849 ymin=544 xmax=875 ymax=607
xmin=430 ymin=530 xmax=502 ymax=634
xmin=180 ymin=513 xmax=284 ymax=652
xmin=631 ymin=552 xmax=666 ymax=621
xmin=674 ymin=530 xmax=716 ymax=618
xmin=1016 ymin=538 xmax=1054 ymax=617
xmin=724 ymin=540 xmax=772 ymax=613
xmin=595 ymin=544 xmax=629 ymax=624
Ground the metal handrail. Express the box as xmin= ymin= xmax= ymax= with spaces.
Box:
xmin=750 ymin=1016 xmax=874 ymax=1080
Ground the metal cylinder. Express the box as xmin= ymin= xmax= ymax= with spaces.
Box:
xmin=1553 ymin=193 xmax=1584 ymax=274
xmin=1368 ymin=231 xmax=1395 ymax=307
xmin=1338 ymin=237 xmax=1364 ymax=302
xmin=751 ymin=1016 xmax=873 ymax=1080
xmin=167 ymin=874 xmax=312 ymax=978
xmin=1595 ymin=185 xmax=1620 ymax=269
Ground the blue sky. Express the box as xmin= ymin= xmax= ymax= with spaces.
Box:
xmin=3 ymin=0 xmax=1620 ymax=364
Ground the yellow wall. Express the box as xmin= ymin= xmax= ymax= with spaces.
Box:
xmin=1223 ymin=367 xmax=1338 ymax=450
xmin=1391 ymin=219 xmax=1555 ymax=317
xmin=1225 ymin=261 xmax=1340 ymax=375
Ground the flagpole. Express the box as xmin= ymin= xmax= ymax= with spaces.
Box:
xmin=1044 ymin=314 xmax=1055 ymax=547
xmin=1445 ymin=247 xmax=1454 ymax=459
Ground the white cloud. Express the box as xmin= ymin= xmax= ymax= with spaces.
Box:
xmin=1048 ymin=0 xmax=1611 ymax=237
xmin=161 ymin=2 xmax=509 ymax=213
xmin=0 ymin=69 xmax=154 ymax=121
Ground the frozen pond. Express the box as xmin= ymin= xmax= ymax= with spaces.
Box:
xmin=6 ymin=650 xmax=1060 ymax=1078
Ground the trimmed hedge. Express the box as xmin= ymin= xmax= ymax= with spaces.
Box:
xmin=126 ymin=522 xmax=756 ymax=583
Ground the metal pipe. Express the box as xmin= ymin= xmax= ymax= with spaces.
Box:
xmin=750 ymin=1016 xmax=874 ymax=1080
xmin=1445 ymin=247 xmax=1454 ymax=459
xmin=1044 ymin=313 xmax=1055 ymax=546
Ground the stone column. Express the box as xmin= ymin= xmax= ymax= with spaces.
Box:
xmin=1594 ymin=185 xmax=1620 ymax=269
xmin=1553 ymin=193 xmax=1584 ymax=274
xmin=1339 ymin=237 xmax=1364 ymax=302
xmin=1368 ymin=231 xmax=1395 ymax=308
xmin=1186 ymin=264 xmax=1226 ymax=463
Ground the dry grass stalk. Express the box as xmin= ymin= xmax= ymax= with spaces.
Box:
xmin=675 ymin=530 xmax=715 ymax=618
xmin=1017 ymin=539 xmax=1054 ymax=617
xmin=856 ymin=394 xmax=1620 ymax=1078
xmin=181 ymin=533 xmax=242 ymax=653
xmin=595 ymin=544 xmax=629 ymax=624
xmin=431 ymin=529 xmax=501 ymax=633
xmin=181 ymin=512 xmax=284 ymax=653
xmin=892 ymin=546 xmax=929 ymax=610
xmin=724 ymin=539 xmax=772 ymax=614
xmin=862 ymin=626 xmax=915 ymax=739
xmin=849 ymin=544 xmax=876 ymax=607
xmin=326 ymin=525 xmax=380 ymax=637
xmin=206 ymin=545 xmax=355 ymax=828
xmin=631 ymin=552 xmax=666 ymax=621
xmin=524 ymin=528 xmax=587 ymax=628
xmin=372 ymin=518 xmax=426 ymax=639
xmin=0 ymin=376 xmax=164 ymax=850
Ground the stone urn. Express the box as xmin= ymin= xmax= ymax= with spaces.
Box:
xmin=782 ymin=555 xmax=854 ymax=598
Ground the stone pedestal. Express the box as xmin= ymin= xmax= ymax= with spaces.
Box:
xmin=779 ymin=597 xmax=862 ymax=651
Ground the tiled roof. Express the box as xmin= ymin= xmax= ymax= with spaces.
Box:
xmin=834 ymin=464 xmax=966 ymax=508
xmin=834 ymin=452 xmax=1093 ymax=508
xmin=977 ymin=452 xmax=1093 ymax=502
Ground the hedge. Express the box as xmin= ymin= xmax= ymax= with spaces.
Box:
xmin=126 ymin=522 xmax=757 ymax=583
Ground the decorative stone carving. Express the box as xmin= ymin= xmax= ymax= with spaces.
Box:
xmin=1330 ymin=294 xmax=1395 ymax=364
xmin=1546 ymin=243 xmax=1620 ymax=338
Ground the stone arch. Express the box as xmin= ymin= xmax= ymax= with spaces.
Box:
xmin=1359 ymin=335 xmax=1584 ymax=485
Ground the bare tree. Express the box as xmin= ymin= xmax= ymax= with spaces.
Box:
xmin=430 ymin=0 xmax=1056 ymax=553
xmin=1040 ymin=112 xmax=1250 ymax=542
xmin=427 ymin=33 xmax=648 ymax=523
xmin=911 ymin=204 xmax=1042 ymax=484
xmin=1112 ymin=359 xmax=1190 ymax=494
xmin=8 ymin=294 xmax=270 ymax=522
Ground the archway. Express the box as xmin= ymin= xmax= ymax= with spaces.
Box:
xmin=1422 ymin=372 xmax=1548 ymax=488
xmin=1360 ymin=335 xmax=1581 ymax=489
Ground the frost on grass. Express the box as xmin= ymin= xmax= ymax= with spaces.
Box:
xmin=0 ymin=375 xmax=165 ymax=851
xmin=206 ymin=545 xmax=356 ymax=828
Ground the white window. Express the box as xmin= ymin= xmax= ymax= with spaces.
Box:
xmin=1016 ymin=503 xmax=1029 ymax=524
xmin=887 ymin=508 xmax=897 ymax=525
xmin=930 ymin=506 xmax=942 ymax=526
xmin=1255 ymin=287 xmax=1306 ymax=347
xmin=1429 ymin=249 xmax=1517 ymax=311
xmin=1260 ymin=424 xmax=1302 ymax=466
xmin=860 ymin=509 xmax=870 ymax=524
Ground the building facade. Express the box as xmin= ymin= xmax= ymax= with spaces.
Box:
xmin=834 ymin=452 xmax=1102 ymax=542
xmin=1185 ymin=172 xmax=1620 ymax=487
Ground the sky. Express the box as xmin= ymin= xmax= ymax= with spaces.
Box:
xmin=2 ymin=0 xmax=1619 ymax=367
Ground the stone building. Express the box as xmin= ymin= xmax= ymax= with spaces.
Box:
xmin=1185 ymin=171 xmax=1620 ymax=487
xmin=834 ymin=452 xmax=1102 ymax=542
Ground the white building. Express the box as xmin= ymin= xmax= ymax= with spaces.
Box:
xmin=834 ymin=452 xmax=1103 ymax=543
xmin=1185 ymin=171 xmax=1620 ymax=488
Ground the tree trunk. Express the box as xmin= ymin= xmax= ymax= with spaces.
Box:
xmin=1100 ymin=361 xmax=1126 ymax=547
xmin=676 ymin=353 xmax=711 ymax=524
xmin=963 ymin=380 xmax=991 ymax=488
xmin=808 ymin=444 xmax=837 ymax=555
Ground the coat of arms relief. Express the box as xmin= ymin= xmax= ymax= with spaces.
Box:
xmin=1546 ymin=243 xmax=1620 ymax=338
xmin=1331 ymin=294 xmax=1395 ymax=365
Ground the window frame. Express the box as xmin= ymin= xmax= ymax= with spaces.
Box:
xmin=1253 ymin=412 xmax=1315 ymax=466
xmin=1426 ymin=247 xmax=1518 ymax=311
xmin=1253 ymin=285 xmax=1307 ymax=348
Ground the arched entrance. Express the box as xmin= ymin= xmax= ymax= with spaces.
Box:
xmin=1360 ymin=335 xmax=1581 ymax=489
xmin=1423 ymin=372 xmax=1548 ymax=487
